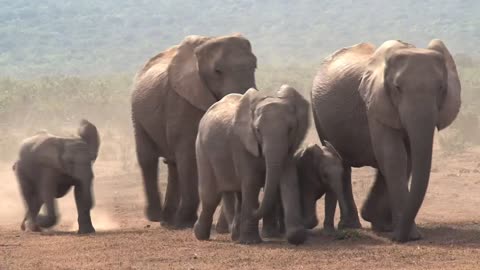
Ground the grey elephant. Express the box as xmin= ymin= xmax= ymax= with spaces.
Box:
xmin=131 ymin=34 xmax=257 ymax=228
xmin=311 ymin=39 xmax=461 ymax=242
xmin=262 ymin=143 xmax=349 ymax=236
xmin=14 ymin=119 xmax=100 ymax=234
xmin=194 ymin=85 xmax=309 ymax=245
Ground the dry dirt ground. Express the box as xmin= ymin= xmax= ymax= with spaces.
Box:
xmin=2 ymin=141 xmax=480 ymax=269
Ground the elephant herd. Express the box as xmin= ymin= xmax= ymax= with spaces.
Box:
xmin=13 ymin=34 xmax=461 ymax=246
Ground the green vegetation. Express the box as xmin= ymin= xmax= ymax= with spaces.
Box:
xmin=1 ymin=0 xmax=479 ymax=76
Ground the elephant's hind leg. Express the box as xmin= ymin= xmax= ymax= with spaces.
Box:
xmin=173 ymin=146 xmax=199 ymax=229
xmin=134 ymin=123 xmax=162 ymax=222
xmin=16 ymin=168 xmax=41 ymax=232
xmin=194 ymin=193 xmax=221 ymax=241
xmin=361 ymin=171 xmax=393 ymax=232
xmin=215 ymin=207 xmax=229 ymax=234
xmin=194 ymin=156 xmax=220 ymax=240
xmin=161 ymin=160 xmax=180 ymax=227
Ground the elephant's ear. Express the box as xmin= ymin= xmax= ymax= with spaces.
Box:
xmin=233 ymin=88 xmax=261 ymax=157
xmin=427 ymin=39 xmax=462 ymax=130
xmin=168 ymin=35 xmax=217 ymax=111
xmin=324 ymin=140 xmax=342 ymax=162
xmin=277 ymin=85 xmax=310 ymax=151
xmin=77 ymin=119 xmax=100 ymax=161
xmin=359 ymin=40 xmax=414 ymax=129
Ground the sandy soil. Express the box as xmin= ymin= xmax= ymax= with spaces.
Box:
xmin=1 ymin=143 xmax=480 ymax=269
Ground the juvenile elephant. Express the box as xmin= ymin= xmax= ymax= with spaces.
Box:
xmin=262 ymin=143 xmax=349 ymax=236
xmin=14 ymin=120 xmax=100 ymax=234
xmin=311 ymin=39 xmax=461 ymax=242
xmin=194 ymin=85 xmax=309 ymax=245
xmin=131 ymin=34 xmax=257 ymax=228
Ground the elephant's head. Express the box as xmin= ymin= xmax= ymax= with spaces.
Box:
xmin=60 ymin=119 xmax=100 ymax=183
xmin=295 ymin=143 xmax=344 ymax=229
xmin=359 ymin=39 xmax=461 ymax=241
xmin=169 ymin=34 xmax=257 ymax=111
xmin=233 ymin=85 xmax=309 ymax=244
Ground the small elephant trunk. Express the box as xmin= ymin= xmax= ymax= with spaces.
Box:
xmin=253 ymin=141 xmax=287 ymax=219
xmin=252 ymin=161 xmax=282 ymax=219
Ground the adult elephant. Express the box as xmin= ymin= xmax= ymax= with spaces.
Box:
xmin=131 ymin=34 xmax=257 ymax=228
xmin=311 ymin=39 xmax=461 ymax=242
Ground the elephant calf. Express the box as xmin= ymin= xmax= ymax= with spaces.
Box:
xmin=194 ymin=85 xmax=309 ymax=245
xmin=14 ymin=119 xmax=100 ymax=234
xmin=263 ymin=143 xmax=353 ymax=236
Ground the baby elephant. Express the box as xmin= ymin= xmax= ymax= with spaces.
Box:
xmin=194 ymin=85 xmax=309 ymax=245
xmin=14 ymin=119 xmax=100 ymax=234
xmin=262 ymin=143 xmax=354 ymax=237
xmin=296 ymin=143 xmax=355 ymax=234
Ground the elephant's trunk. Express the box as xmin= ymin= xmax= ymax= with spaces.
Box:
xmin=397 ymin=109 xmax=435 ymax=242
xmin=253 ymin=140 xmax=287 ymax=219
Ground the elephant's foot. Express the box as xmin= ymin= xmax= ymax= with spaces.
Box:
xmin=215 ymin=217 xmax=230 ymax=234
xmin=231 ymin=220 xmax=240 ymax=241
xmin=338 ymin=217 xmax=362 ymax=230
xmin=371 ymin=220 xmax=393 ymax=232
xmin=78 ymin=225 xmax=96 ymax=235
xmin=286 ymin=227 xmax=307 ymax=245
xmin=172 ymin=214 xmax=197 ymax=229
xmin=261 ymin=226 xmax=283 ymax=239
xmin=322 ymin=226 xmax=336 ymax=236
xmin=22 ymin=220 xmax=41 ymax=232
xmin=159 ymin=211 xmax=176 ymax=228
xmin=304 ymin=216 xmax=319 ymax=230
xmin=35 ymin=214 xmax=57 ymax=228
xmin=146 ymin=206 xmax=162 ymax=222
xmin=392 ymin=225 xmax=422 ymax=243
xmin=238 ymin=232 xmax=262 ymax=245
xmin=193 ymin=221 xmax=211 ymax=241
xmin=360 ymin=205 xmax=374 ymax=223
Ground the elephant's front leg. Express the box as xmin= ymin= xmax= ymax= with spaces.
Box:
xmin=337 ymin=166 xmax=362 ymax=229
xmin=238 ymin=178 xmax=262 ymax=244
xmin=74 ymin=184 xmax=95 ymax=234
xmin=173 ymin=146 xmax=199 ymax=229
xmin=35 ymin=170 xmax=59 ymax=228
xmin=369 ymin=123 xmax=420 ymax=241
xmin=261 ymin=196 xmax=284 ymax=238
xmin=280 ymin=162 xmax=307 ymax=245
xmin=323 ymin=191 xmax=337 ymax=235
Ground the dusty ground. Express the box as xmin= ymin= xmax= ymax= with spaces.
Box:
xmin=1 ymin=140 xmax=480 ymax=269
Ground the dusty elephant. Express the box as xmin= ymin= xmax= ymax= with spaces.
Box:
xmin=311 ymin=39 xmax=461 ymax=242
xmin=194 ymin=85 xmax=309 ymax=245
xmin=262 ymin=143 xmax=350 ymax=237
xmin=14 ymin=119 xmax=100 ymax=234
xmin=131 ymin=34 xmax=257 ymax=228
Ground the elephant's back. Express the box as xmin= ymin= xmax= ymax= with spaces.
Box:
xmin=311 ymin=44 xmax=377 ymax=167
xmin=18 ymin=134 xmax=62 ymax=174
xmin=198 ymin=94 xmax=241 ymax=143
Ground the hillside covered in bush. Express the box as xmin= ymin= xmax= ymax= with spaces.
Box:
xmin=1 ymin=0 xmax=479 ymax=76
